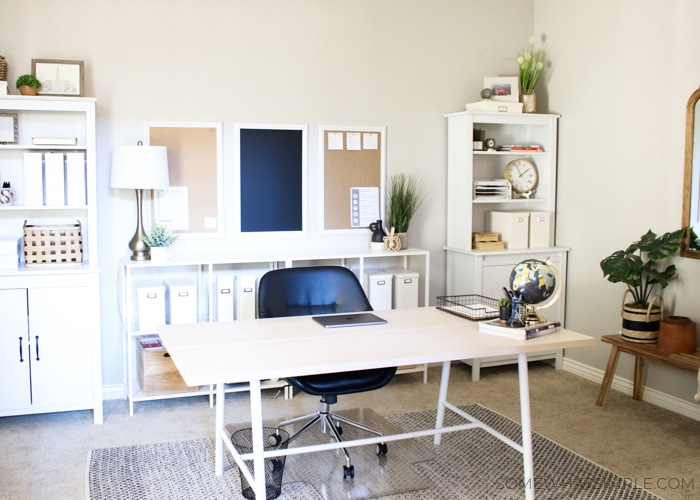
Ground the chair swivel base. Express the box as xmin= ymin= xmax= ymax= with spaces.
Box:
xmin=277 ymin=399 xmax=388 ymax=479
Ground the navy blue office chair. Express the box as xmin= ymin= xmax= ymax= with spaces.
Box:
xmin=257 ymin=266 xmax=396 ymax=479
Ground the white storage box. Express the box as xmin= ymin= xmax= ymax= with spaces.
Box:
xmin=136 ymin=280 xmax=166 ymax=331
xmin=215 ymin=275 xmax=235 ymax=322
xmin=236 ymin=274 xmax=257 ymax=320
xmin=164 ymin=278 xmax=197 ymax=325
xmin=486 ymin=211 xmax=530 ymax=249
xmin=384 ymin=267 xmax=419 ymax=309
xmin=529 ymin=211 xmax=553 ymax=248
xmin=363 ymin=270 xmax=393 ymax=311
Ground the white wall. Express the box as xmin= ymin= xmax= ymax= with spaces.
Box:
xmin=1 ymin=0 xmax=535 ymax=391
xmin=537 ymin=0 xmax=700 ymax=402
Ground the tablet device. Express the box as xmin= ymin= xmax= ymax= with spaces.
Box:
xmin=312 ymin=312 xmax=387 ymax=328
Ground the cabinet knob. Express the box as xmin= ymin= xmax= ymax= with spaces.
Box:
xmin=18 ymin=337 xmax=24 ymax=362
xmin=35 ymin=335 xmax=40 ymax=361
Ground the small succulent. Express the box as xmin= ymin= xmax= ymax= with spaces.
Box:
xmin=142 ymin=222 xmax=179 ymax=247
xmin=497 ymin=297 xmax=511 ymax=308
xmin=15 ymin=74 xmax=41 ymax=88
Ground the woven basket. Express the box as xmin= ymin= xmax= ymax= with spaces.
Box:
xmin=23 ymin=220 xmax=83 ymax=266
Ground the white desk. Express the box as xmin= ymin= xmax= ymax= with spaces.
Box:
xmin=159 ymin=307 xmax=594 ymax=500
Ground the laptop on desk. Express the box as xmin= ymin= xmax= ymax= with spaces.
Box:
xmin=312 ymin=312 xmax=387 ymax=329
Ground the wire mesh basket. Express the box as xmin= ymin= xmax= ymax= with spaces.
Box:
xmin=436 ymin=294 xmax=527 ymax=322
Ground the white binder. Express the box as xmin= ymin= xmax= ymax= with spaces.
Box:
xmin=215 ymin=275 xmax=235 ymax=322
xmin=65 ymin=152 xmax=86 ymax=205
xmin=22 ymin=152 xmax=44 ymax=206
xmin=43 ymin=152 xmax=65 ymax=205
xmin=235 ymin=274 xmax=257 ymax=320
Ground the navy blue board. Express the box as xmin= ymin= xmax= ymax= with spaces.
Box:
xmin=240 ymin=128 xmax=303 ymax=232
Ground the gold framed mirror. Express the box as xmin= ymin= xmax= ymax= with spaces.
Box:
xmin=681 ymin=86 xmax=700 ymax=258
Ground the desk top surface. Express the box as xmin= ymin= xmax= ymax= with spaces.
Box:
xmin=159 ymin=307 xmax=595 ymax=386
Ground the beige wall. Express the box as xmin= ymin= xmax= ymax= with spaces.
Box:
xmin=537 ymin=0 xmax=700 ymax=405
xmin=2 ymin=0 xmax=699 ymax=411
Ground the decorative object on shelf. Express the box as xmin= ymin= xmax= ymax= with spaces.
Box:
xmin=657 ymin=315 xmax=697 ymax=354
xmin=515 ymin=36 xmax=545 ymax=113
xmin=0 ymin=55 xmax=7 ymax=81
xmin=0 ymin=182 xmax=15 ymax=205
xmin=32 ymin=59 xmax=84 ymax=97
xmin=473 ymin=128 xmax=485 ymax=151
xmin=15 ymin=74 xmax=41 ymax=96
xmin=383 ymin=227 xmax=401 ymax=251
xmin=504 ymin=158 xmax=538 ymax=198
xmin=23 ymin=219 xmax=83 ymax=265
xmin=387 ymin=173 xmax=425 ymax=250
xmin=508 ymin=257 xmax=561 ymax=326
xmin=497 ymin=297 xmax=511 ymax=321
xmin=142 ymin=222 xmax=178 ymax=262
xmin=368 ymin=219 xmax=387 ymax=249
xmin=0 ymin=112 xmax=18 ymax=144
xmin=110 ymin=142 xmax=169 ymax=261
xmin=600 ymin=228 xmax=686 ymax=343
xmin=483 ymin=76 xmax=520 ymax=103
xmin=484 ymin=137 xmax=496 ymax=151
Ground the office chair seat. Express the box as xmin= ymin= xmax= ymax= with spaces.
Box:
xmin=257 ymin=266 xmax=397 ymax=479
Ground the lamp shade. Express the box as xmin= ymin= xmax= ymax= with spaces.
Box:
xmin=110 ymin=145 xmax=169 ymax=189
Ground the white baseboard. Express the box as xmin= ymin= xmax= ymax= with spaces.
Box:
xmin=102 ymin=384 xmax=126 ymax=401
xmin=563 ymin=358 xmax=700 ymax=422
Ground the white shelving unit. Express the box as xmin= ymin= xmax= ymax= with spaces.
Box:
xmin=119 ymin=247 xmax=430 ymax=415
xmin=444 ymin=111 xmax=568 ymax=381
xmin=0 ymin=96 xmax=102 ymax=423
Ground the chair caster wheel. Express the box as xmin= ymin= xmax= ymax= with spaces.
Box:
xmin=343 ymin=465 xmax=355 ymax=479
xmin=376 ymin=442 xmax=388 ymax=455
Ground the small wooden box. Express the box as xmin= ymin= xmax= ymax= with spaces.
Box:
xmin=136 ymin=338 xmax=198 ymax=396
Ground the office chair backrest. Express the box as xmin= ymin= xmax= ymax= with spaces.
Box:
xmin=258 ymin=266 xmax=373 ymax=318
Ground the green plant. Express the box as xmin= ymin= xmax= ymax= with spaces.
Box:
xmin=515 ymin=36 xmax=544 ymax=95
xmin=600 ymin=228 xmax=686 ymax=307
xmin=142 ymin=222 xmax=179 ymax=247
xmin=15 ymin=74 xmax=41 ymax=89
xmin=386 ymin=173 xmax=425 ymax=233
xmin=497 ymin=297 xmax=511 ymax=308
xmin=473 ymin=128 xmax=485 ymax=142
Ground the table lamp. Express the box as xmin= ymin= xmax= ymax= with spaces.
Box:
xmin=110 ymin=142 xmax=169 ymax=261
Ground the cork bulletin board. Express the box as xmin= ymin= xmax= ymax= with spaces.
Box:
xmin=145 ymin=122 xmax=223 ymax=238
xmin=321 ymin=125 xmax=386 ymax=232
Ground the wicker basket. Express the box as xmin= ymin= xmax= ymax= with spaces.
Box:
xmin=23 ymin=220 xmax=83 ymax=266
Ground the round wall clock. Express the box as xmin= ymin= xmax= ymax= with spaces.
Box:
xmin=504 ymin=158 xmax=538 ymax=198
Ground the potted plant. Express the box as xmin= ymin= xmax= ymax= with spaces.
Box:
xmin=599 ymin=227 xmax=685 ymax=343
xmin=514 ymin=36 xmax=545 ymax=112
xmin=142 ymin=222 xmax=179 ymax=262
xmin=15 ymin=74 xmax=41 ymax=96
xmin=497 ymin=297 xmax=511 ymax=322
xmin=386 ymin=173 xmax=425 ymax=250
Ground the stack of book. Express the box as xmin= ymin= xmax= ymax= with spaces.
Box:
xmin=497 ymin=144 xmax=544 ymax=152
xmin=479 ymin=318 xmax=561 ymax=339
xmin=0 ymin=236 xmax=21 ymax=269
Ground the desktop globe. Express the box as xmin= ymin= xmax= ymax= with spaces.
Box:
xmin=509 ymin=257 xmax=561 ymax=324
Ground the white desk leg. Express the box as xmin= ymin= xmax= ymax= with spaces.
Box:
xmin=433 ymin=361 xmax=451 ymax=445
xmin=215 ymin=382 xmax=225 ymax=476
xmin=518 ymin=353 xmax=535 ymax=500
xmin=250 ymin=378 xmax=266 ymax=500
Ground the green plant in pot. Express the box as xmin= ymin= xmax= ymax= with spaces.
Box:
xmin=142 ymin=222 xmax=179 ymax=261
xmin=15 ymin=74 xmax=41 ymax=95
xmin=386 ymin=173 xmax=425 ymax=250
xmin=599 ymin=227 xmax=685 ymax=343
xmin=497 ymin=297 xmax=511 ymax=321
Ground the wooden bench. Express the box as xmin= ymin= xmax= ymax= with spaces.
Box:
xmin=596 ymin=334 xmax=700 ymax=406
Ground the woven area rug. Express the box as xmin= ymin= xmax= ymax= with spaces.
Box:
xmin=87 ymin=405 xmax=659 ymax=500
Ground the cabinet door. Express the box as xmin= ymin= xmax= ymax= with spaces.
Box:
xmin=0 ymin=289 xmax=31 ymax=410
xmin=28 ymin=286 xmax=94 ymax=409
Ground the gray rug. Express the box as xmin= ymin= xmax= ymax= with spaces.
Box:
xmin=87 ymin=405 xmax=659 ymax=500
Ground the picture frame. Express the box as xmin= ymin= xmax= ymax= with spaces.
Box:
xmin=0 ymin=113 xmax=18 ymax=144
xmin=32 ymin=59 xmax=84 ymax=96
xmin=483 ymin=77 xmax=520 ymax=103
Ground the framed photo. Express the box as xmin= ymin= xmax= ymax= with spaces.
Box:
xmin=32 ymin=59 xmax=84 ymax=96
xmin=484 ymin=77 xmax=520 ymax=103
xmin=0 ymin=113 xmax=18 ymax=144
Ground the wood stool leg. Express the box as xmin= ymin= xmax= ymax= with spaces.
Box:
xmin=596 ymin=345 xmax=620 ymax=406
xmin=633 ymin=356 xmax=645 ymax=400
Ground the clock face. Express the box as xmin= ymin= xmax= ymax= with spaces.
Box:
xmin=504 ymin=158 xmax=538 ymax=194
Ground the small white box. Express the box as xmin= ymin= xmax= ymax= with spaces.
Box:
xmin=215 ymin=275 xmax=235 ymax=322
xmin=235 ymin=274 xmax=257 ymax=320
xmin=486 ymin=211 xmax=530 ymax=249
xmin=384 ymin=267 xmax=419 ymax=309
xmin=363 ymin=270 xmax=393 ymax=311
xmin=164 ymin=278 xmax=197 ymax=325
xmin=529 ymin=211 xmax=553 ymax=248
xmin=136 ymin=280 xmax=166 ymax=331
